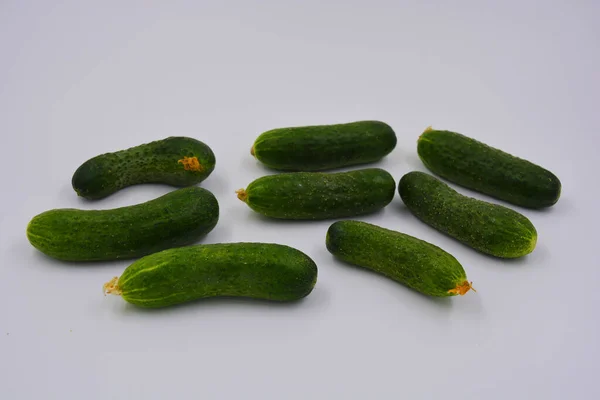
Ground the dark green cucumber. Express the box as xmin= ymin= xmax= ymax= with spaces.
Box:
xmin=326 ymin=220 xmax=474 ymax=297
xmin=103 ymin=243 xmax=318 ymax=307
xmin=72 ymin=136 xmax=216 ymax=199
xmin=236 ymin=168 xmax=395 ymax=220
xmin=27 ymin=187 xmax=219 ymax=261
xmin=399 ymin=171 xmax=537 ymax=258
xmin=252 ymin=120 xmax=397 ymax=171
xmin=417 ymin=128 xmax=561 ymax=208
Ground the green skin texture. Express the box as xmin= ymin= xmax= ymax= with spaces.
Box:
xmin=241 ymin=168 xmax=396 ymax=220
xmin=27 ymin=187 xmax=219 ymax=262
xmin=253 ymin=120 xmax=397 ymax=171
xmin=399 ymin=171 xmax=537 ymax=258
xmin=72 ymin=136 xmax=216 ymax=200
xmin=326 ymin=220 xmax=468 ymax=297
xmin=418 ymin=130 xmax=561 ymax=209
xmin=114 ymin=243 xmax=318 ymax=308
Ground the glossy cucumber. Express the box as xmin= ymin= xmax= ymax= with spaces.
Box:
xmin=236 ymin=168 xmax=396 ymax=220
xmin=399 ymin=171 xmax=537 ymax=258
xmin=251 ymin=120 xmax=397 ymax=171
xmin=417 ymin=128 xmax=561 ymax=208
xmin=27 ymin=187 xmax=219 ymax=261
xmin=72 ymin=136 xmax=216 ymax=199
xmin=103 ymin=243 xmax=318 ymax=308
xmin=326 ymin=220 xmax=474 ymax=297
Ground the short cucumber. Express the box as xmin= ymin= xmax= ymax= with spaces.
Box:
xmin=417 ymin=128 xmax=561 ymax=208
xmin=72 ymin=136 xmax=216 ymax=199
xmin=399 ymin=171 xmax=537 ymax=258
xmin=326 ymin=220 xmax=474 ymax=297
xmin=251 ymin=120 xmax=397 ymax=171
xmin=103 ymin=243 xmax=318 ymax=308
xmin=27 ymin=187 xmax=219 ymax=261
xmin=236 ymin=168 xmax=395 ymax=220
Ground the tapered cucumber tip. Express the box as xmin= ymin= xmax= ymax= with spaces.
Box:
xmin=528 ymin=233 xmax=538 ymax=255
xmin=418 ymin=126 xmax=434 ymax=141
xmin=508 ymin=231 xmax=537 ymax=258
xmin=103 ymin=277 xmax=122 ymax=296
xmin=448 ymin=280 xmax=476 ymax=296
xmin=236 ymin=189 xmax=248 ymax=202
xmin=250 ymin=146 xmax=255 ymax=157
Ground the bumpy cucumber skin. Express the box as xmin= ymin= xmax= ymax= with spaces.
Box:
xmin=72 ymin=136 xmax=216 ymax=199
xmin=115 ymin=243 xmax=318 ymax=307
xmin=241 ymin=168 xmax=396 ymax=220
xmin=399 ymin=171 xmax=537 ymax=258
xmin=253 ymin=121 xmax=397 ymax=171
xmin=27 ymin=187 xmax=219 ymax=261
xmin=417 ymin=129 xmax=561 ymax=208
xmin=326 ymin=220 xmax=468 ymax=297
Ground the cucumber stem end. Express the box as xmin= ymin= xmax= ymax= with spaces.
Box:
xmin=103 ymin=277 xmax=122 ymax=296
xmin=448 ymin=280 xmax=475 ymax=296
xmin=419 ymin=126 xmax=433 ymax=141
xmin=178 ymin=156 xmax=203 ymax=172
xmin=236 ymin=189 xmax=248 ymax=202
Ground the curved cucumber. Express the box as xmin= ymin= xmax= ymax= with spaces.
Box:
xmin=72 ymin=136 xmax=216 ymax=199
xmin=236 ymin=168 xmax=396 ymax=220
xmin=27 ymin=187 xmax=219 ymax=261
xmin=399 ymin=171 xmax=537 ymax=258
xmin=417 ymin=128 xmax=561 ymax=208
xmin=252 ymin=120 xmax=397 ymax=171
xmin=103 ymin=243 xmax=318 ymax=308
xmin=326 ymin=220 xmax=474 ymax=297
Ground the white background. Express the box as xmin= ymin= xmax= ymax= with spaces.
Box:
xmin=1 ymin=1 xmax=598 ymax=399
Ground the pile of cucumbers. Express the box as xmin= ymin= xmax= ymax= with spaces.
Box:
xmin=26 ymin=121 xmax=561 ymax=308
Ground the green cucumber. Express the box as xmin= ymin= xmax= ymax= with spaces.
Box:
xmin=326 ymin=220 xmax=474 ymax=297
xmin=72 ymin=136 xmax=216 ymax=199
xmin=251 ymin=120 xmax=397 ymax=171
xmin=417 ymin=127 xmax=561 ymax=208
xmin=399 ymin=171 xmax=537 ymax=258
xmin=27 ymin=187 xmax=219 ymax=261
xmin=236 ymin=168 xmax=395 ymax=220
xmin=103 ymin=243 xmax=318 ymax=307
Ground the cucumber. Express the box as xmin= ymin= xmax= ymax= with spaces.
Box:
xmin=251 ymin=120 xmax=397 ymax=171
xmin=236 ymin=168 xmax=395 ymax=220
xmin=399 ymin=171 xmax=537 ymax=258
xmin=103 ymin=243 xmax=318 ymax=307
xmin=326 ymin=220 xmax=474 ymax=297
xmin=72 ymin=136 xmax=216 ymax=199
xmin=27 ymin=187 xmax=219 ymax=261
xmin=417 ymin=127 xmax=561 ymax=208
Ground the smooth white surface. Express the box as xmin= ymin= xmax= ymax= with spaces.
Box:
xmin=1 ymin=1 xmax=599 ymax=399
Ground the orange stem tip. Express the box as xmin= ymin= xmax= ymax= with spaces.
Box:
xmin=103 ymin=277 xmax=122 ymax=296
xmin=178 ymin=156 xmax=203 ymax=172
xmin=236 ymin=189 xmax=248 ymax=202
xmin=448 ymin=280 xmax=476 ymax=296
